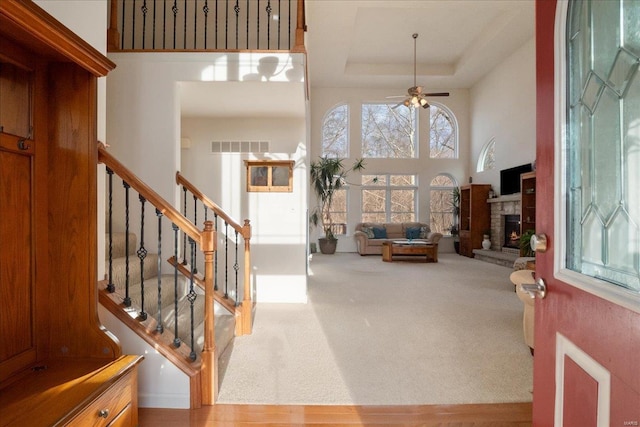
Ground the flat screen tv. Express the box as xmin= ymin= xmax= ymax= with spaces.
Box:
xmin=500 ymin=163 xmax=533 ymax=195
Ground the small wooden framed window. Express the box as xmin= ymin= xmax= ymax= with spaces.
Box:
xmin=245 ymin=160 xmax=294 ymax=192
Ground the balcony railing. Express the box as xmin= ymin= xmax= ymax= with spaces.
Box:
xmin=108 ymin=0 xmax=306 ymax=52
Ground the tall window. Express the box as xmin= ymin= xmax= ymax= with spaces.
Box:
xmin=322 ymin=104 xmax=349 ymax=158
xmin=328 ymin=188 xmax=347 ymax=235
xmin=430 ymin=174 xmax=457 ymax=234
xmin=429 ymin=104 xmax=457 ymax=158
xmin=477 ymin=138 xmax=496 ymax=172
xmin=361 ymin=174 xmax=417 ymax=222
xmin=361 ymin=103 xmax=417 ymax=158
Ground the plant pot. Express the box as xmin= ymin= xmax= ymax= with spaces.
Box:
xmin=318 ymin=237 xmax=338 ymax=254
xmin=453 ymin=240 xmax=460 ymax=254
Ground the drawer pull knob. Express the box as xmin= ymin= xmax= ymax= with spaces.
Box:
xmin=98 ymin=409 xmax=110 ymax=418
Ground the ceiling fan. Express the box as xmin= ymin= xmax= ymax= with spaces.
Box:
xmin=387 ymin=33 xmax=449 ymax=109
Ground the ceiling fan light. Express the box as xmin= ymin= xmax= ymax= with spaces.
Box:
xmin=411 ymin=96 xmax=420 ymax=107
xmin=419 ymin=98 xmax=429 ymax=108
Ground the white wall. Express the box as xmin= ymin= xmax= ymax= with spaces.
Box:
xmin=469 ymin=38 xmax=536 ymax=193
xmin=181 ymin=117 xmax=308 ymax=303
xmin=309 ymin=87 xmax=470 ymax=253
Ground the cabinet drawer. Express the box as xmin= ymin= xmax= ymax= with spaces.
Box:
xmin=66 ymin=372 xmax=133 ymax=427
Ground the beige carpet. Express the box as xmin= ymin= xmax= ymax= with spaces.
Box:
xmin=216 ymin=253 xmax=533 ymax=405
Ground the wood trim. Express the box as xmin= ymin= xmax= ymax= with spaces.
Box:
xmin=98 ymin=144 xmax=202 ymax=245
xmin=98 ymin=285 xmax=201 ymax=376
xmin=0 ymin=0 xmax=115 ymax=76
xmin=140 ymin=402 xmax=533 ymax=425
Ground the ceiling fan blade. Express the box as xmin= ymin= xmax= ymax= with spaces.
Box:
xmin=423 ymin=92 xmax=450 ymax=97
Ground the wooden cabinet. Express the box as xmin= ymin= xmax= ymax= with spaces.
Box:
xmin=458 ymin=184 xmax=491 ymax=257
xmin=0 ymin=3 xmax=141 ymax=426
xmin=520 ymin=171 xmax=536 ymax=255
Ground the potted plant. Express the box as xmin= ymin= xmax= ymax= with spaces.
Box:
xmin=520 ymin=229 xmax=536 ymax=257
xmin=310 ymin=156 xmax=365 ymax=254
xmin=450 ymin=187 xmax=461 ymax=254
xmin=450 ymin=225 xmax=460 ymax=254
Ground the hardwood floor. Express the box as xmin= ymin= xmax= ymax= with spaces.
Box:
xmin=139 ymin=402 xmax=532 ymax=426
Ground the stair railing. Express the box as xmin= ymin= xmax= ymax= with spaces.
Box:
xmin=175 ymin=171 xmax=253 ymax=336
xmin=98 ymin=143 xmax=219 ymax=404
xmin=108 ymin=0 xmax=306 ymax=53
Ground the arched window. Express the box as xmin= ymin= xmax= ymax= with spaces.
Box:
xmin=477 ymin=138 xmax=496 ymax=172
xmin=430 ymin=174 xmax=458 ymax=234
xmin=429 ymin=104 xmax=458 ymax=159
xmin=361 ymin=103 xmax=418 ymax=158
xmin=321 ymin=103 xmax=349 ymax=158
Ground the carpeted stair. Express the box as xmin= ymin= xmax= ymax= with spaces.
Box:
xmin=104 ymin=231 xmax=235 ymax=360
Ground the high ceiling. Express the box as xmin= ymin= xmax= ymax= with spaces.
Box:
xmin=180 ymin=1 xmax=535 ymax=118
xmin=306 ymin=0 xmax=535 ymax=90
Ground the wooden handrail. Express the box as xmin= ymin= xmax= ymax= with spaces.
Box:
xmin=176 ymin=172 xmax=248 ymax=238
xmin=98 ymin=144 xmax=201 ymax=244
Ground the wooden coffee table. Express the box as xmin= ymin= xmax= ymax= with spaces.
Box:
xmin=381 ymin=240 xmax=438 ymax=263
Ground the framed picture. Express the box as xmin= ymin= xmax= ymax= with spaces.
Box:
xmin=245 ymin=160 xmax=294 ymax=192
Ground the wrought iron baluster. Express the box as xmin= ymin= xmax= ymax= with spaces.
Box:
xmin=138 ymin=195 xmax=148 ymax=321
xmin=234 ymin=229 xmax=239 ymax=306
xmin=172 ymin=0 xmax=178 ymax=49
xmin=162 ymin=0 xmax=167 ymax=48
xmin=182 ymin=186 xmax=187 ymax=264
xmin=152 ymin=0 xmax=157 ymax=49
xmin=183 ymin=0 xmax=187 ymax=49
xmin=188 ymin=237 xmax=198 ymax=361
xmin=121 ymin=0 xmax=126 ymax=51
xmin=225 ymin=0 xmax=228 ymax=49
xmin=192 ymin=195 xmax=198 ymax=273
xmin=156 ymin=208 xmax=164 ymax=333
xmin=203 ymin=0 xmax=209 ymax=49
xmin=172 ymin=223 xmax=181 ymax=348
xmin=107 ymin=168 xmax=115 ymax=293
xmin=256 ymin=0 xmax=260 ymax=49
xmin=214 ymin=212 xmax=218 ymax=291
xmin=234 ymin=0 xmax=240 ymax=49
xmin=131 ymin=0 xmax=137 ymax=49
xmin=141 ymin=0 xmax=148 ymax=48
xmin=277 ymin=0 xmax=281 ymax=49
xmin=246 ymin=0 xmax=249 ymax=49
xmin=193 ymin=0 xmax=197 ymax=48
xmin=215 ymin=0 xmax=219 ymax=49
xmin=266 ymin=0 xmax=272 ymax=49
xmin=224 ymin=221 xmax=229 ymax=299
xmin=288 ymin=0 xmax=291 ymax=49
xmin=123 ymin=181 xmax=132 ymax=307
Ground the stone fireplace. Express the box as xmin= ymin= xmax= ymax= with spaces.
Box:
xmin=488 ymin=194 xmax=521 ymax=254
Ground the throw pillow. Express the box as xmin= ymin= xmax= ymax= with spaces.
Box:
xmin=372 ymin=227 xmax=387 ymax=239
xmin=405 ymin=227 xmax=421 ymax=239
xmin=361 ymin=226 xmax=375 ymax=238
xmin=419 ymin=226 xmax=429 ymax=239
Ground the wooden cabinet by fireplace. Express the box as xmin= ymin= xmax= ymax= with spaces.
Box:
xmin=0 ymin=3 xmax=141 ymax=425
xmin=458 ymin=184 xmax=491 ymax=257
xmin=520 ymin=171 xmax=536 ymax=255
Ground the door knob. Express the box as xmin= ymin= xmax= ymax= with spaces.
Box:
xmin=521 ymin=278 xmax=547 ymax=299
xmin=530 ymin=233 xmax=547 ymax=253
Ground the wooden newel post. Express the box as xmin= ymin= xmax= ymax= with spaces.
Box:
xmin=293 ymin=0 xmax=306 ymax=53
xmin=238 ymin=219 xmax=253 ymax=335
xmin=200 ymin=220 xmax=217 ymax=404
xmin=107 ymin=0 xmax=120 ymax=51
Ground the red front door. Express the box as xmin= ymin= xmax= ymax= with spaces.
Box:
xmin=535 ymin=1 xmax=640 ymax=424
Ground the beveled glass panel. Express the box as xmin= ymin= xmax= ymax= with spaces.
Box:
xmin=592 ymin=86 xmax=621 ymax=221
xmin=566 ymin=0 xmax=640 ymax=292
xmin=592 ymin=0 xmax=620 ymax=79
